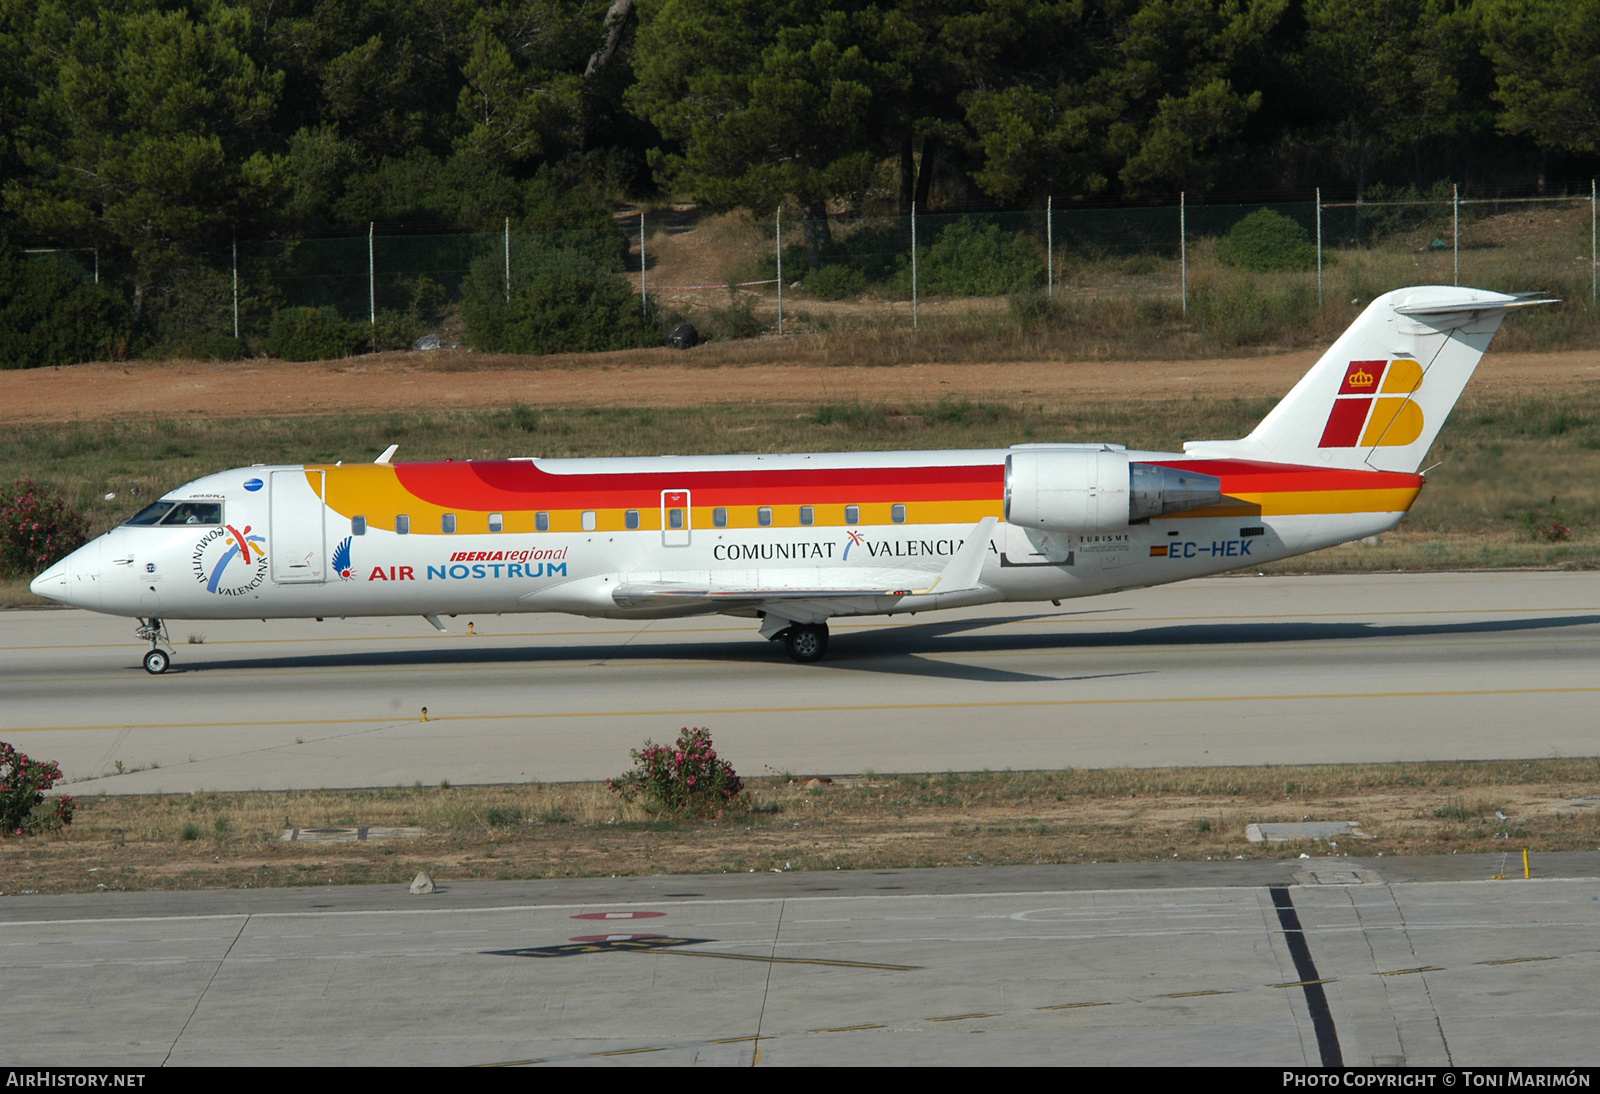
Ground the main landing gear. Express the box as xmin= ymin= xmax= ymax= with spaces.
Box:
xmin=135 ymin=617 xmax=173 ymax=675
xmin=780 ymin=622 xmax=829 ymax=664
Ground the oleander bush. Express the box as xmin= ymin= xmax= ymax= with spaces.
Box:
xmin=0 ymin=741 xmax=74 ymax=836
xmin=0 ymin=478 xmax=90 ymax=579
xmin=607 ymin=727 xmax=746 ymax=817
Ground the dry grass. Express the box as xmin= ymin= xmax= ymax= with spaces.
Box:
xmin=619 ymin=199 xmax=1600 ymax=358
xmin=5 ymin=759 xmax=1596 ymax=894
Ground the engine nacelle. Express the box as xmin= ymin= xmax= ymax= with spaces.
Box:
xmin=1004 ymin=448 xmax=1222 ymax=533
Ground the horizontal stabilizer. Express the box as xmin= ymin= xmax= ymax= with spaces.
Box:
xmin=1182 ymin=286 xmax=1550 ymax=474
xmin=1394 ymin=293 xmax=1555 ymax=318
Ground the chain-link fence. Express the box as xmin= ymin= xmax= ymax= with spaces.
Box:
xmin=20 ymin=185 xmax=1599 ymax=357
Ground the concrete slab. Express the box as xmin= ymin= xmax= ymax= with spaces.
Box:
xmin=2 ymin=855 xmax=1597 ymax=1066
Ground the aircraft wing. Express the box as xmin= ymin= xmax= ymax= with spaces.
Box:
xmin=612 ymin=517 xmax=997 ymax=609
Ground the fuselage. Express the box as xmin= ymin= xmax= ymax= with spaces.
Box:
xmin=31 ymin=448 xmax=1422 ymax=622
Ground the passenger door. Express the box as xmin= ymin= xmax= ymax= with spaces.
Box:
xmin=270 ymin=469 xmax=327 ymax=583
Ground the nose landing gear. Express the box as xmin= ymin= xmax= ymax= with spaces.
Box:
xmin=135 ymin=618 xmax=173 ymax=675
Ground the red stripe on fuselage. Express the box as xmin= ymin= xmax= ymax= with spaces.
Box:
xmin=1152 ymin=459 xmax=1423 ymax=494
xmin=386 ymin=457 xmax=1416 ymax=513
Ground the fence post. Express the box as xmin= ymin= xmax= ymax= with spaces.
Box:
xmin=911 ymin=201 xmax=918 ymax=329
xmin=504 ymin=217 xmax=511 ymax=303
xmin=1453 ymin=183 xmax=1459 ymax=287
xmin=776 ymin=208 xmax=783 ymax=335
xmin=640 ymin=213 xmax=647 ymax=318
xmin=368 ymin=222 xmax=375 ymax=341
xmin=1316 ymin=188 xmax=1322 ymax=308
xmin=1592 ymin=179 xmax=1596 ymax=303
xmin=232 ymin=232 xmax=239 ymax=340
xmin=1047 ymin=195 xmax=1053 ymax=300
xmin=93 ymin=246 xmax=98 ymax=285
xmin=1179 ymin=191 xmax=1187 ymax=316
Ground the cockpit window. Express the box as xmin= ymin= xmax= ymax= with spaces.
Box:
xmin=124 ymin=502 xmax=176 ymax=526
xmin=159 ymin=502 xmax=223 ymax=526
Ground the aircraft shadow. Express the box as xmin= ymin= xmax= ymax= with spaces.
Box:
xmin=181 ymin=612 xmax=1600 ymax=683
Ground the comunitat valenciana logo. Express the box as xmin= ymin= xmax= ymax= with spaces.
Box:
xmin=192 ymin=524 xmax=268 ymax=595
xmin=1318 ymin=359 xmax=1425 ymax=448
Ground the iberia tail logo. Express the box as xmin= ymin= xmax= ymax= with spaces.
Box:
xmin=1318 ymin=359 xmax=1426 ymax=448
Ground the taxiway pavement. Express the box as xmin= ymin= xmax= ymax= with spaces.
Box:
xmin=2 ymin=854 xmax=1597 ymax=1066
xmin=3 ymin=571 xmax=1599 ymax=793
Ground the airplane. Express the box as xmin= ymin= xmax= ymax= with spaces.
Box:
xmin=30 ymin=286 xmax=1547 ymax=673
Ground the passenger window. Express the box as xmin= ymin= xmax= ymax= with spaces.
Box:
xmin=490 ymin=513 xmax=505 ymax=532
xmin=442 ymin=513 xmax=456 ymax=534
xmin=758 ymin=507 xmax=773 ymax=527
xmin=845 ymin=505 xmax=859 ymax=525
xmin=124 ymin=502 xmax=176 ymax=526
xmin=396 ymin=515 xmax=410 ymax=535
xmin=534 ymin=512 xmax=548 ymax=532
xmin=160 ymin=502 xmax=222 ymax=526
xmin=799 ymin=505 xmax=814 ymax=526
xmin=892 ymin=503 xmax=907 ymax=524
xmin=352 ymin=516 xmax=367 ymax=536
xmin=625 ymin=509 xmax=641 ymax=530
xmin=668 ymin=508 xmax=685 ymax=530
xmin=713 ymin=508 xmax=728 ymax=528
xmin=582 ymin=511 xmax=597 ymax=531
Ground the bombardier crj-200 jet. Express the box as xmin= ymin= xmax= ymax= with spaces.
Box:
xmin=32 ymin=286 xmax=1546 ymax=672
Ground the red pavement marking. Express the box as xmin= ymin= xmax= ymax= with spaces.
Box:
xmin=571 ymin=911 xmax=667 ymax=920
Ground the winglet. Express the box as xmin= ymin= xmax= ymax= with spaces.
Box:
xmin=375 ymin=444 xmax=399 ymax=464
xmin=915 ymin=517 xmax=996 ymax=595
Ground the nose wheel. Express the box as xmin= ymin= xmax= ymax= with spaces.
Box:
xmin=135 ymin=618 xmax=173 ymax=675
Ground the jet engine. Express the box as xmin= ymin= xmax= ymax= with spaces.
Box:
xmin=1004 ymin=448 xmax=1222 ymax=533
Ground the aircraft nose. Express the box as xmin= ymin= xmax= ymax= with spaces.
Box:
xmin=30 ymin=557 xmax=69 ymax=602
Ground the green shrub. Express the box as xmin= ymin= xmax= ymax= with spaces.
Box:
xmin=267 ymin=306 xmax=367 ymax=361
xmin=705 ymin=294 xmax=765 ymax=340
xmin=806 ymin=264 xmax=868 ymax=300
xmin=0 ymin=741 xmax=73 ymax=837
xmin=819 ymin=224 xmax=908 ymax=282
xmin=462 ymin=268 xmax=658 ymax=355
xmin=1215 ymin=209 xmax=1318 ymax=272
xmin=189 ymin=335 xmax=249 ymax=361
xmin=607 ymin=727 xmax=746 ymax=817
xmin=1191 ymin=277 xmax=1317 ymax=347
xmin=0 ymin=250 xmax=132 ymax=368
xmin=814 ymin=400 xmax=887 ymax=428
xmin=373 ymin=309 xmax=424 ymax=351
xmin=0 ymin=478 xmax=90 ymax=579
xmin=395 ymin=274 xmax=448 ymax=324
xmin=912 ymin=221 xmax=1044 ymax=296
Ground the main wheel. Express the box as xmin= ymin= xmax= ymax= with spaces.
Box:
xmin=783 ymin=623 xmax=829 ymax=663
xmin=142 ymin=648 xmax=171 ymax=675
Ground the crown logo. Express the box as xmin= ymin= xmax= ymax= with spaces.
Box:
xmin=1348 ymin=367 xmax=1374 ymax=387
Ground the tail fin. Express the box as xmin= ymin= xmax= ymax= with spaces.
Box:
xmin=1184 ymin=287 xmax=1551 ymax=472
